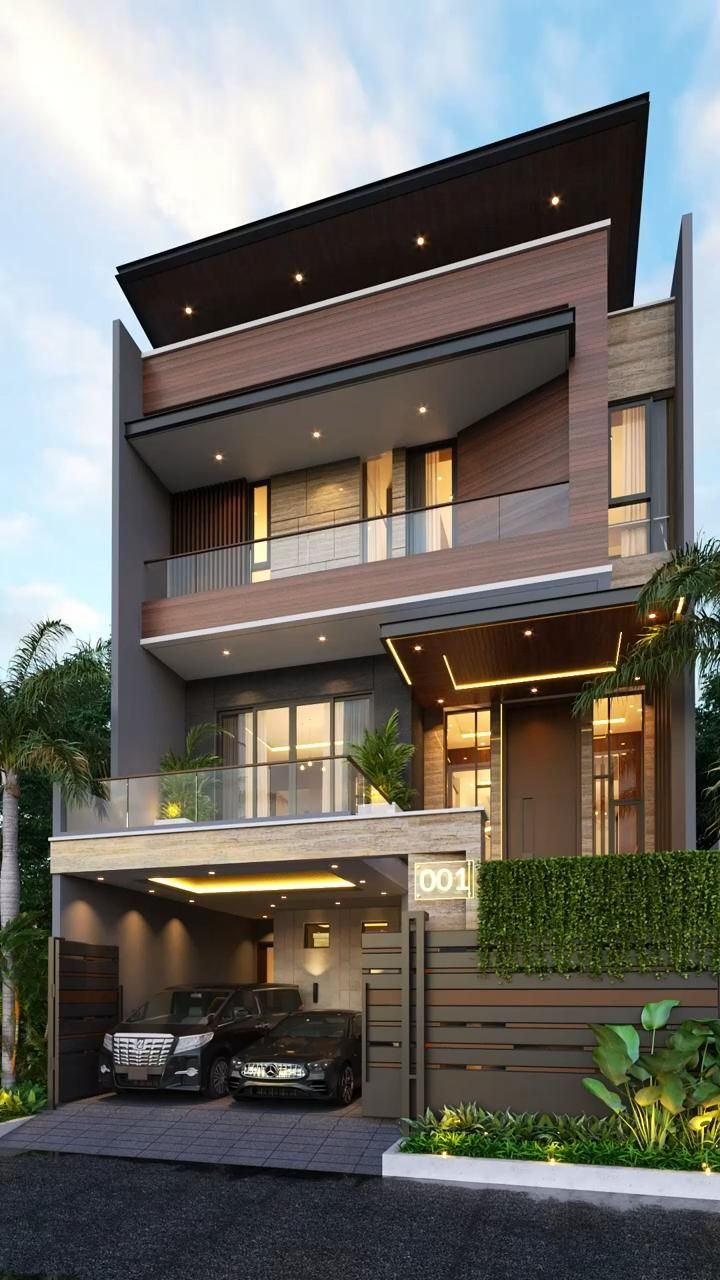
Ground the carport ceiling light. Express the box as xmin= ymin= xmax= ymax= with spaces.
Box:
xmin=442 ymin=653 xmax=617 ymax=691
xmin=149 ymin=872 xmax=357 ymax=895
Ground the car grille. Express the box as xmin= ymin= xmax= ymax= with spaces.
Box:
xmin=113 ymin=1033 xmax=174 ymax=1068
xmin=242 ymin=1062 xmax=307 ymax=1080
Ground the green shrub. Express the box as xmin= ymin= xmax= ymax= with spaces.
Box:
xmin=476 ymin=850 xmax=720 ymax=979
xmin=400 ymin=1103 xmax=720 ymax=1172
xmin=0 ymin=1082 xmax=47 ymax=1120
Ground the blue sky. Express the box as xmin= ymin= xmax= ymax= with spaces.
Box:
xmin=1 ymin=0 xmax=719 ymax=668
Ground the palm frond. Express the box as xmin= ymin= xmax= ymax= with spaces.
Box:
xmin=160 ymin=723 xmax=233 ymax=773
xmin=638 ymin=539 xmax=720 ymax=613
xmin=5 ymin=620 xmax=70 ymax=688
xmin=15 ymin=730 xmax=96 ymax=803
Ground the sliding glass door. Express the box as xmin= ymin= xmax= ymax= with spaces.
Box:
xmin=407 ymin=444 xmax=454 ymax=553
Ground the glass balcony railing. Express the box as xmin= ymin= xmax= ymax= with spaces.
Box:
xmin=145 ymin=483 xmax=570 ymax=600
xmin=59 ymin=757 xmax=393 ymax=836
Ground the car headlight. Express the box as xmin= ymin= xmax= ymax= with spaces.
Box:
xmin=306 ymin=1059 xmax=333 ymax=1077
xmin=175 ymin=1031 xmax=214 ymax=1053
xmin=103 ymin=1033 xmax=113 ymax=1052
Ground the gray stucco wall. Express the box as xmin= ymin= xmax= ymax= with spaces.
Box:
xmin=54 ymin=874 xmax=259 ymax=1014
xmin=185 ymin=654 xmax=413 ymax=747
xmin=111 ymin=321 xmax=185 ymax=776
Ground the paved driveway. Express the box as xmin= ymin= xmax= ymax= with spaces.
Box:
xmin=2 ymin=1091 xmax=398 ymax=1174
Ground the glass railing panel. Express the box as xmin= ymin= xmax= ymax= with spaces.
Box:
xmin=63 ymin=779 xmax=129 ymax=835
xmin=608 ymin=502 xmax=650 ymax=557
xmin=146 ymin=484 xmax=572 ymax=601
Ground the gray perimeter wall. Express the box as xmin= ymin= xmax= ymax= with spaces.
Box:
xmin=54 ymin=874 xmax=260 ymax=1014
xmin=111 ymin=321 xmax=185 ymax=776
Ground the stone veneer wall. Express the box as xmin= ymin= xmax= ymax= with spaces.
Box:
xmin=269 ymin=457 xmax=362 ymax=578
xmin=273 ymin=904 xmax=402 ymax=1008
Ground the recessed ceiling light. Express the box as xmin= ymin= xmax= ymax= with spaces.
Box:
xmin=359 ymin=879 xmax=366 ymax=884
xmin=415 ymin=234 xmax=427 ymax=247
xmin=214 ymin=452 xmax=224 ymax=461
xmin=318 ymin=634 xmax=327 ymax=643
xmin=294 ymin=271 xmax=304 ymax=283
xmin=418 ymin=404 xmax=428 ymax=415
xmin=413 ymin=644 xmax=423 ymax=652
xmin=312 ymin=429 xmax=322 ymax=439
xmin=281 ymin=895 xmax=287 ymax=900
xmin=330 ymin=863 xmax=338 ymax=869
xmin=380 ymin=891 xmax=387 ymax=896
xmin=97 ymin=876 xmax=104 ymax=881
xmin=222 ymin=649 xmax=230 ymax=656
xmin=335 ymin=901 xmax=341 ymax=906
xmin=148 ymin=889 xmax=155 ymax=894
xmin=437 ymin=698 xmax=444 ymax=704
xmin=188 ymin=898 xmax=195 ymax=903
xmin=523 ymin=629 xmax=533 ymax=637
xmin=530 ymin=686 xmax=538 ymax=694
xmin=208 ymin=870 xmax=215 ymax=876
xmin=183 ymin=305 xmax=195 ymax=316
xmin=270 ymin=902 xmax=276 ymax=908
xmin=262 ymin=914 xmax=268 ymax=919
xmin=550 ymin=194 xmax=561 ymax=207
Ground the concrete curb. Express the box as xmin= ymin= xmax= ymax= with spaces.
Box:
xmin=0 ymin=1115 xmax=33 ymax=1139
xmin=382 ymin=1140 xmax=720 ymax=1208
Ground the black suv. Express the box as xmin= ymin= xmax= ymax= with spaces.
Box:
xmin=99 ymin=983 xmax=302 ymax=1098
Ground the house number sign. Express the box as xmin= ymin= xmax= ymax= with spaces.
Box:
xmin=414 ymin=859 xmax=475 ymax=901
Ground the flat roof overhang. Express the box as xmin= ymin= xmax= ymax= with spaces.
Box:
xmin=116 ymin=94 xmax=648 ymax=346
xmin=381 ymin=594 xmax=644 ymax=708
xmin=129 ymin=308 xmax=574 ymax=491
xmin=141 ymin=567 xmax=615 ymax=681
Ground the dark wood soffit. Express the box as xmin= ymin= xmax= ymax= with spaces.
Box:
xmin=171 ymin=478 xmax=247 ymax=555
xmin=142 ymin=230 xmax=608 ymax=416
xmin=141 ymin=524 xmax=608 ymax=639
xmin=457 ymin=374 xmax=569 ymax=501
xmin=387 ymin=604 xmax=638 ymax=706
xmin=119 ymin=99 xmax=647 ymax=345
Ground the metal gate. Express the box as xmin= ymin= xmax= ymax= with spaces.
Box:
xmin=48 ymin=938 xmax=120 ymax=1107
xmin=361 ymin=912 xmax=720 ymax=1120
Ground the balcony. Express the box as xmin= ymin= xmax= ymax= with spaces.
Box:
xmin=145 ymin=485 xmax=570 ymax=601
xmin=60 ymin=757 xmax=391 ymax=836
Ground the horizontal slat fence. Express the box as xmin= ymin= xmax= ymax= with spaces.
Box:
xmin=48 ymin=938 xmax=120 ymax=1107
xmin=361 ymin=914 xmax=719 ymax=1119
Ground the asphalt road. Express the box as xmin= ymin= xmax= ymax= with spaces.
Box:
xmin=1 ymin=1151 xmax=719 ymax=1280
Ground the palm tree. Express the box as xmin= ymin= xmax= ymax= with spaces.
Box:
xmin=573 ymin=539 xmax=720 ymax=837
xmin=0 ymin=621 xmax=109 ymax=1087
xmin=159 ymin=723 xmax=232 ymax=822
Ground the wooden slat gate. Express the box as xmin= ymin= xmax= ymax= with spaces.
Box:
xmin=361 ymin=912 xmax=720 ymax=1120
xmin=48 ymin=938 xmax=120 ymax=1108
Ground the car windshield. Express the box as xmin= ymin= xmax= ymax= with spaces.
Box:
xmin=270 ymin=1013 xmax=347 ymax=1039
xmin=126 ymin=989 xmax=232 ymax=1026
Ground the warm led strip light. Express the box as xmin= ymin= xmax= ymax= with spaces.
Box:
xmin=442 ymin=653 xmax=617 ymax=691
xmin=150 ymin=872 xmax=356 ymax=895
xmin=386 ymin=636 xmax=412 ymax=686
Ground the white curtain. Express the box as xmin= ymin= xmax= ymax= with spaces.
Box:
xmin=365 ymin=452 xmax=392 ymax=562
xmin=424 ymin=451 xmax=453 ymax=551
xmin=611 ymin=407 xmax=647 ymax=557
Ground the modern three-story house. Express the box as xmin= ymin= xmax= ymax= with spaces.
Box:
xmin=49 ymin=93 xmax=694 ymax=1105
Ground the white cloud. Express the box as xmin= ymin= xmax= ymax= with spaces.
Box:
xmin=0 ymin=514 xmax=35 ymax=545
xmin=0 ymin=581 xmax=108 ymax=676
xmin=532 ymin=25 xmax=610 ymax=123
xmin=0 ymin=0 xmax=505 ymax=244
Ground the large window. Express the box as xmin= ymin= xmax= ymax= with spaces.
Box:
xmin=220 ymin=695 xmax=371 ymax=818
xmin=407 ymin=443 xmax=455 ymax=553
xmin=363 ymin=451 xmax=393 ymax=562
xmin=608 ymin=401 xmax=669 ymax=558
xmin=592 ymin=693 xmax=644 ymax=854
xmin=445 ymin=708 xmax=492 ymax=858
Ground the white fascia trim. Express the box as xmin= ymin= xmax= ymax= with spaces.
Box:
xmin=140 ymin=564 xmax=614 ymax=647
xmin=608 ymin=296 xmax=674 ymax=317
xmin=141 ymin=221 xmax=611 ymax=358
xmin=50 ymin=806 xmax=478 ymax=844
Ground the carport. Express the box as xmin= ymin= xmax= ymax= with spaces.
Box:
xmin=3 ymin=1092 xmax=399 ymax=1175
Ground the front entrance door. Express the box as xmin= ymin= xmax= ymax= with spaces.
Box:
xmin=505 ymin=700 xmax=579 ymax=858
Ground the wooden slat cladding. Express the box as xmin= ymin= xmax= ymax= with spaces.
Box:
xmin=142 ymin=525 xmax=607 ymax=639
xmin=360 ymin=920 xmax=719 ymax=1119
xmin=48 ymin=938 xmax=120 ymax=1106
xmin=457 ymin=374 xmax=569 ymax=501
xmin=171 ymin=478 xmax=247 ymax=555
xmin=143 ymin=230 xmax=608 ymax=415
xmin=608 ymin=299 xmax=675 ymax=400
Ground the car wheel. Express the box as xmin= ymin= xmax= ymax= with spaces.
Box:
xmin=335 ymin=1063 xmax=355 ymax=1107
xmin=205 ymin=1055 xmax=230 ymax=1099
